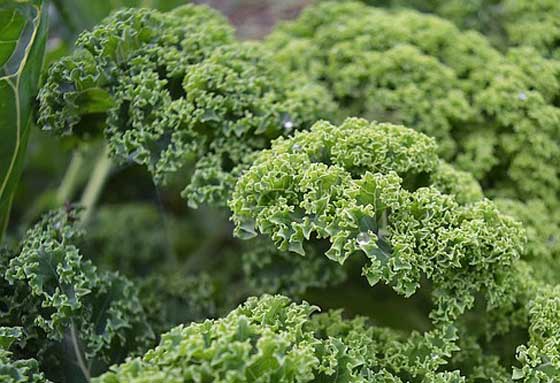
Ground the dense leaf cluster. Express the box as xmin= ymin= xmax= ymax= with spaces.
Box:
xmin=4 ymin=0 xmax=560 ymax=382
xmin=0 ymin=209 xmax=153 ymax=380
xmin=230 ymin=118 xmax=524 ymax=324
xmin=0 ymin=327 xmax=48 ymax=383
xmin=38 ymin=4 xmax=334 ymax=207
xmin=95 ymin=295 xmax=464 ymax=383
xmin=350 ymin=0 xmax=560 ymax=59
xmin=266 ymin=1 xmax=560 ymax=210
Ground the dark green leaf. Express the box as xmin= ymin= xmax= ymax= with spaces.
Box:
xmin=0 ymin=0 xmax=47 ymax=239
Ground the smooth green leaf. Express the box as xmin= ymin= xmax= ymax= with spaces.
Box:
xmin=0 ymin=0 xmax=48 ymax=240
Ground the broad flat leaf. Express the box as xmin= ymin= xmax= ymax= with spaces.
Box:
xmin=0 ymin=0 xmax=48 ymax=239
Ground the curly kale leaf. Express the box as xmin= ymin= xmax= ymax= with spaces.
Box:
xmin=38 ymin=4 xmax=335 ymax=208
xmin=0 ymin=327 xmax=49 ymax=383
xmin=333 ymin=0 xmax=560 ymax=59
xmin=1 ymin=209 xmax=154 ymax=380
xmin=230 ymin=118 xmax=525 ymax=323
xmin=95 ymin=295 xmax=465 ymax=383
xmin=266 ymin=1 xmax=560 ymax=209
xmin=502 ymin=0 xmax=560 ymax=59
xmin=513 ymin=285 xmax=560 ymax=382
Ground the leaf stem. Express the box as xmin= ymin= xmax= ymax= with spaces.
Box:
xmin=70 ymin=321 xmax=91 ymax=382
xmin=56 ymin=151 xmax=85 ymax=205
xmin=80 ymin=146 xmax=112 ymax=225
xmin=0 ymin=193 xmax=15 ymax=242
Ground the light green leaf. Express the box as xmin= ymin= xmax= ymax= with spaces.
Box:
xmin=0 ymin=0 xmax=47 ymax=240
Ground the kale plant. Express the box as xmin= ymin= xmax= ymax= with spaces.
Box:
xmin=1 ymin=0 xmax=560 ymax=382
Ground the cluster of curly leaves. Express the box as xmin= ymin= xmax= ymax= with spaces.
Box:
xmin=228 ymin=116 xmax=560 ymax=382
xmin=230 ymin=118 xmax=524 ymax=323
xmin=0 ymin=201 xmax=357 ymax=382
xmin=266 ymin=1 xmax=560 ymax=211
xmin=4 ymin=1 xmax=560 ymax=382
xmin=94 ymin=295 xmax=466 ymax=383
xmin=0 ymin=209 xmax=154 ymax=381
xmin=37 ymin=3 xmax=335 ymax=208
xmin=352 ymin=0 xmax=560 ymax=59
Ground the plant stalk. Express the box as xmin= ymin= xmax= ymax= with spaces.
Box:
xmin=56 ymin=151 xmax=85 ymax=205
xmin=80 ymin=146 xmax=112 ymax=225
xmin=70 ymin=322 xmax=91 ymax=382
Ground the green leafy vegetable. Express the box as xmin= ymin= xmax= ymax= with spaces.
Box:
xmin=513 ymin=285 xmax=560 ymax=382
xmin=1 ymin=209 xmax=154 ymax=381
xmin=2 ymin=1 xmax=560 ymax=382
xmin=230 ymin=118 xmax=525 ymax=323
xmin=38 ymin=4 xmax=335 ymax=208
xmin=0 ymin=327 xmax=48 ymax=383
xmin=95 ymin=295 xmax=465 ymax=383
xmin=346 ymin=0 xmax=560 ymax=58
xmin=0 ymin=0 xmax=47 ymax=239
xmin=266 ymin=1 xmax=560 ymax=210
xmin=503 ymin=0 xmax=560 ymax=59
